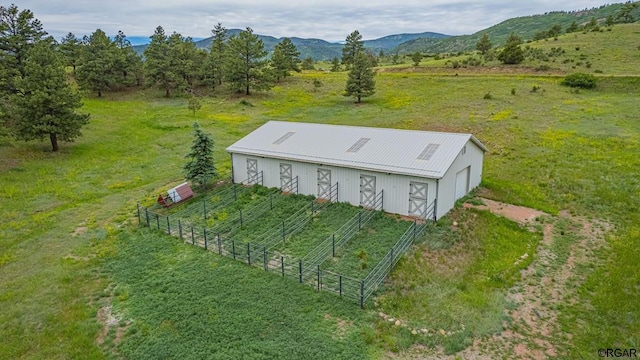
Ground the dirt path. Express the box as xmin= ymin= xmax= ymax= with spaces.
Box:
xmin=391 ymin=198 xmax=610 ymax=359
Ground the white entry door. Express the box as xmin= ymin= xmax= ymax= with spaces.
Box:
xmin=359 ymin=175 xmax=376 ymax=207
xmin=317 ymin=169 xmax=331 ymax=199
xmin=455 ymin=167 xmax=470 ymax=200
xmin=408 ymin=181 xmax=428 ymax=218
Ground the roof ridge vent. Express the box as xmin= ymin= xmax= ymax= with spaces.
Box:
xmin=346 ymin=137 xmax=371 ymax=153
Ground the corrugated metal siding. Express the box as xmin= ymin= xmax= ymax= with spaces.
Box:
xmin=227 ymin=121 xmax=487 ymax=179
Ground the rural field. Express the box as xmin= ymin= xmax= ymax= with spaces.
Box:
xmin=1 ymin=24 xmax=639 ymax=359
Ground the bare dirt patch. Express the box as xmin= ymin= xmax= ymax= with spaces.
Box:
xmin=96 ymin=295 xmax=131 ymax=350
xmin=388 ymin=198 xmax=609 ymax=359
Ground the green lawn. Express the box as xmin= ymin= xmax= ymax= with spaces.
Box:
xmin=1 ymin=60 xmax=638 ymax=357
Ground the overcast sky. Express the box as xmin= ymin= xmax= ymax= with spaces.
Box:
xmin=17 ymin=0 xmax=610 ymax=42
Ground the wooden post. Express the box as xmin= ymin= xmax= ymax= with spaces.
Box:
xmin=156 ymin=213 xmax=160 ymax=229
xmin=281 ymin=256 xmax=285 ymax=277
xmin=145 ymin=208 xmax=150 ymax=226
xmin=178 ymin=219 xmax=183 ymax=239
xmin=247 ymin=243 xmax=251 ymax=265
xmin=339 ymin=275 xmax=343 ymax=296
xmin=166 ymin=216 xmax=171 ymax=235
xmin=204 ymin=228 xmax=208 ymax=250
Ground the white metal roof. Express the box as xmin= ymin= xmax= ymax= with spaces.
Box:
xmin=226 ymin=121 xmax=487 ymax=179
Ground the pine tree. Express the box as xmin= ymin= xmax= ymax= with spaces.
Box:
xmin=475 ymin=33 xmax=492 ymax=55
xmin=344 ymin=51 xmax=375 ymax=103
xmin=77 ymin=29 xmax=119 ymax=97
xmin=59 ymin=32 xmax=82 ymax=74
xmin=330 ymin=56 xmax=341 ymax=72
xmin=270 ymin=38 xmax=300 ymax=82
xmin=497 ymin=33 xmax=524 ymax=65
xmin=112 ymin=30 xmax=143 ymax=87
xmin=224 ymin=27 xmax=272 ymax=95
xmin=411 ymin=52 xmax=422 ymax=66
xmin=184 ymin=122 xmax=217 ymax=189
xmin=13 ymin=40 xmax=90 ymax=151
xmin=203 ymin=23 xmax=227 ymax=89
xmin=144 ymin=26 xmax=183 ymax=97
xmin=341 ymin=30 xmax=364 ymax=68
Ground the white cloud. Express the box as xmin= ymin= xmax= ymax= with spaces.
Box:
xmin=16 ymin=0 xmax=610 ymax=41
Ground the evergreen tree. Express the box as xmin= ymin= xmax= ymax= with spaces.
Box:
xmin=330 ymin=56 xmax=341 ymax=72
xmin=184 ymin=122 xmax=217 ymax=189
xmin=497 ymin=33 xmax=524 ymax=65
xmin=59 ymin=32 xmax=82 ymax=74
xmin=341 ymin=30 xmax=364 ymax=68
xmin=616 ymin=2 xmax=638 ymax=23
xmin=144 ymin=26 xmax=183 ymax=97
xmin=270 ymin=37 xmax=300 ymax=82
xmin=344 ymin=51 xmax=375 ymax=103
xmin=0 ymin=4 xmax=47 ymax=93
xmin=76 ymin=29 xmax=118 ymax=97
xmin=113 ymin=30 xmax=143 ymax=87
xmin=566 ymin=21 xmax=579 ymax=33
xmin=411 ymin=52 xmax=422 ymax=66
xmin=475 ymin=33 xmax=492 ymax=55
xmin=170 ymin=33 xmax=204 ymax=87
xmin=203 ymin=23 xmax=227 ymax=89
xmin=224 ymin=27 xmax=272 ymax=95
xmin=12 ymin=40 xmax=90 ymax=151
xmin=301 ymin=56 xmax=314 ymax=70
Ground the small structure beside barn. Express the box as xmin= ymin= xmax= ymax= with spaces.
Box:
xmin=157 ymin=182 xmax=194 ymax=208
xmin=226 ymin=121 xmax=487 ymax=220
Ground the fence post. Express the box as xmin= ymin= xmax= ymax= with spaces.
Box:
xmin=270 ymin=193 xmax=273 ymax=209
xmin=332 ymin=234 xmax=336 ymax=257
xmin=232 ymin=240 xmax=236 ymax=259
xmin=145 ymin=208 xmax=150 ymax=226
xmin=317 ymin=265 xmax=321 ymax=291
xmin=191 ymin=227 xmax=195 ymax=244
xmin=247 ymin=243 xmax=251 ymax=265
xmin=178 ymin=219 xmax=183 ymax=240
xmin=156 ymin=213 xmax=160 ymax=229
xmin=239 ymin=209 xmax=243 ymax=226
xmin=336 ymin=182 xmax=339 ymax=202
xmin=203 ymin=199 xmax=207 ymax=221
xmin=360 ymin=280 xmax=365 ymax=309
xmin=381 ymin=189 xmax=384 ymax=210
xmin=137 ymin=204 xmax=141 ymax=225
xmin=281 ymin=256 xmax=285 ymax=277
xmin=204 ymin=228 xmax=208 ymax=250
xmin=298 ymin=260 xmax=303 ymax=283
xmin=166 ymin=216 xmax=171 ymax=235
xmin=263 ymin=246 xmax=267 ymax=271
xmin=217 ymin=233 xmax=222 ymax=255
xmin=413 ymin=220 xmax=417 ymax=240
xmin=311 ymin=201 xmax=314 ymax=214
xmin=433 ymin=198 xmax=438 ymax=221
xmin=339 ymin=275 xmax=343 ymax=296
xmin=234 ymin=185 xmax=238 ymax=201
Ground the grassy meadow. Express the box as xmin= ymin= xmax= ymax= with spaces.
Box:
xmin=1 ymin=24 xmax=639 ymax=358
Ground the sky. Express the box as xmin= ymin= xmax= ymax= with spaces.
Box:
xmin=17 ymin=0 xmax=612 ymax=43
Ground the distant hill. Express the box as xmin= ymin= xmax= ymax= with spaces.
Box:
xmin=133 ymin=30 xmax=449 ymax=60
xmin=395 ymin=2 xmax=637 ymax=54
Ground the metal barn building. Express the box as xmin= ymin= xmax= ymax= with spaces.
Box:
xmin=226 ymin=121 xmax=487 ymax=220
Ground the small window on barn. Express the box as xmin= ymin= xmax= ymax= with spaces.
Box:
xmin=272 ymin=131 xmax=296 ymax=145
xmin=346 ymin=137 xmax=371 ymax=153
xmin=416 ymin=143 xmax=440 ymax=161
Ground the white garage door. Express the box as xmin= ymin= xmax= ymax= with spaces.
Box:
xmin=455 ymin=167 xmax=470 ymax=200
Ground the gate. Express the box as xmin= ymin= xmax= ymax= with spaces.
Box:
xmin=408 ymin=181 xmax=428 ymax=218
xmin=359 ymin=175 xmax=376 ymax=207
xmin=317 ymin=169 xmax=331 ymax=199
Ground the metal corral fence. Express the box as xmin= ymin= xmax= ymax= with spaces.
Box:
xmin=137 ymin=186 xmax=435 ymax=308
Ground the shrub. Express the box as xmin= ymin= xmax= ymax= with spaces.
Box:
xmin=483 ymin=92 xmax=493 ymax=100
xmin=511 ymin=88 xmax=516 ymax=95
xmin=561 ymin=73 xmax=598 ymax=89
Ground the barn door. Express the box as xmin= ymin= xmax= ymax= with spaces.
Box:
xmin=317 ymin=168 xmax=331 ymax=199
xmin=280 ymin=163 xmax=292 ymax=189
xmin=359 ymin=174 xmax=376 ymax=207
xmin=408 ymin=181 xmax=428 ymax=218
xmin=247 ymin=159 xmax=258 ymax=184
xmin=455 ymin=167 xmax=470 ymax=200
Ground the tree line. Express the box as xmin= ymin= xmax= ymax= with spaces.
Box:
xmin=0 ymin=4 xmax=377 ymax=151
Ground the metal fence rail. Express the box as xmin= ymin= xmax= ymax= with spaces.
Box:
xmin=138 ymin=187 xmax=434 ymax=308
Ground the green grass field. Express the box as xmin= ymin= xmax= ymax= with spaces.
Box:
xmin=1 ymin=24 xmax=639 ymax=358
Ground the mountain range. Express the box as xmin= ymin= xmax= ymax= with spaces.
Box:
xmin=132 ymin=2 xmax=638 ymax=60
